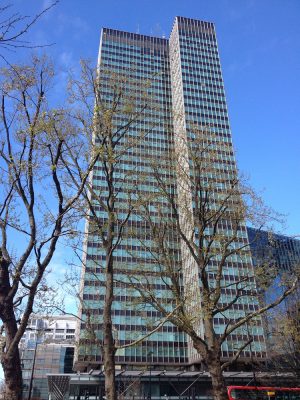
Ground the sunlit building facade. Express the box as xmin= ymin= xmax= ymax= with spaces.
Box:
xmin=20 ymin=316 xmax=76 ymax=400
xmin=77 ymin=16 xmax=266 ymax=372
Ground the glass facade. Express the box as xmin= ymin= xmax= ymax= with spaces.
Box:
xmin=247 ymin=227 xmax=300 ymax=315
xmin=78 ymin=17 xmax=266 ymax=371
xmin=19 ymin=316 xmax=76 ymax=400
xmin=169 ymin=17 xmax=265 ymax=362
xmin=78 ymin=26 xmax=186 ymax=367
xmin=21 ymin=344 xmax=74 ymax=400
xmin=247 ymin=227 xmax=300 ymax=273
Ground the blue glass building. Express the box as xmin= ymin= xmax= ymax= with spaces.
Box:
xmin=247 ymin=227 xmax=300 ymax=274
xmin=247 ymin=228 xmax=300 ymax=371
xmin=247 ymin=227 xmax=300 ymax=311
xmin=77 ymin=17 xmax=266 ymax=372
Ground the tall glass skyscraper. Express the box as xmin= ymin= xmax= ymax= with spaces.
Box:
xmin=76 ymin=16 xmax=266 ymax=372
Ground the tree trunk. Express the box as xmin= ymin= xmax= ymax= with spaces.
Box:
xmin=192 ymin=335 xmax=228 ymax=400
xmin=0 ymin=311 xmax=23 ymax=400
xmin=0 ymin=305 xmax=23 ymax=400
xmin=101 ymin=151 xmax=117 ymax=400
xmin=0 ymin=255 xmax=23 ymax=400
xmin=103 ymin=251 xmax=116 ymax=400
xmin=1 ymin=349 xmax=23 ymax=400
xmin=207 ymin=353 xmax=228 ymax=400
xmin=103 ymin=338 xmax=116 ymax=400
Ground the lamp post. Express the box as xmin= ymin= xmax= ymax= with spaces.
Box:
xmin=27 ymin=325 xmax=45 ymax=400
xmin=27 ymin=337 xmax=38 ymax=400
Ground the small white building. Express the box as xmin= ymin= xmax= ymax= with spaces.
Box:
xmin=20 ymin=315 xmax=77 ymax=348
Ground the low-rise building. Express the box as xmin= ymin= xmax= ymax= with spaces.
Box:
xmin=20 ymin=315 xmax=77 ymax=400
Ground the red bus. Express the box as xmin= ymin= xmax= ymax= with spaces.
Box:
xmin=227 ymin=386 xmax=300 ymax=400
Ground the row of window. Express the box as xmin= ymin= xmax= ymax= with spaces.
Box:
xmin=179 ymin=30 xmax=216 ymax=42
xmin=102 ymin=42 xmax=169 ymax=59
xmin=101 ymin=49 xmax=168 ymax=64
xmin=182 ymin=73 xmax=224 ymax=91
xmin=181 ymin=58 xmax=221 ymax=73
xmin=179 ymin=40 xmax=218 ymax=54
xmin=182 ymin=83 xmax=225 ymax=98
xmin=103 ymin=29 xmax=168 ymax=45
xmin=180 ymin=48 xmax=220 ymax=64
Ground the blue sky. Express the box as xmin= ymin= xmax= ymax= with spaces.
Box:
xmin=7 ymin=0 xmax=299 ymax=236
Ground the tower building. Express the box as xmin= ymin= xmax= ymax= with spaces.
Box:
xmin=76 ymin=16 xmax=266 ymax=372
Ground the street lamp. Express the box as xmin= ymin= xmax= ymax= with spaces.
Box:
xmin=27 ymin=335 xmax=38 ymax=400
xmin=27 ymin=326 xmax=45 ymax=400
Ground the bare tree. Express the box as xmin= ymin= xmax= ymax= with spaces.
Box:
xmin=0 ymin=56 xmax=98 ymax=400
xmin=63 ymin=61 xmax=168 ymax=400
xmin=127 ymin=128 xmax=298 ymax=400
xmin=0 ymin=2 xmax=58 ymax=55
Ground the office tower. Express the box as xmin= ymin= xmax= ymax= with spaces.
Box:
xmin=77 ymin=16 xmax=266 ymax=372
xmin=247 ymin=228 xmax=300 ymax=371
xmin=76 ymin=24 xmax=185 ymax=369
xmin=247 ymin=227 xmax=300 ymax=309
xmin=20 ymin=316 xmax=76 ymax=400
xmin=247 ymin=227 xmax=300 ymax=274
xmin=247 ymin=228 xmax=300 ymax=325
